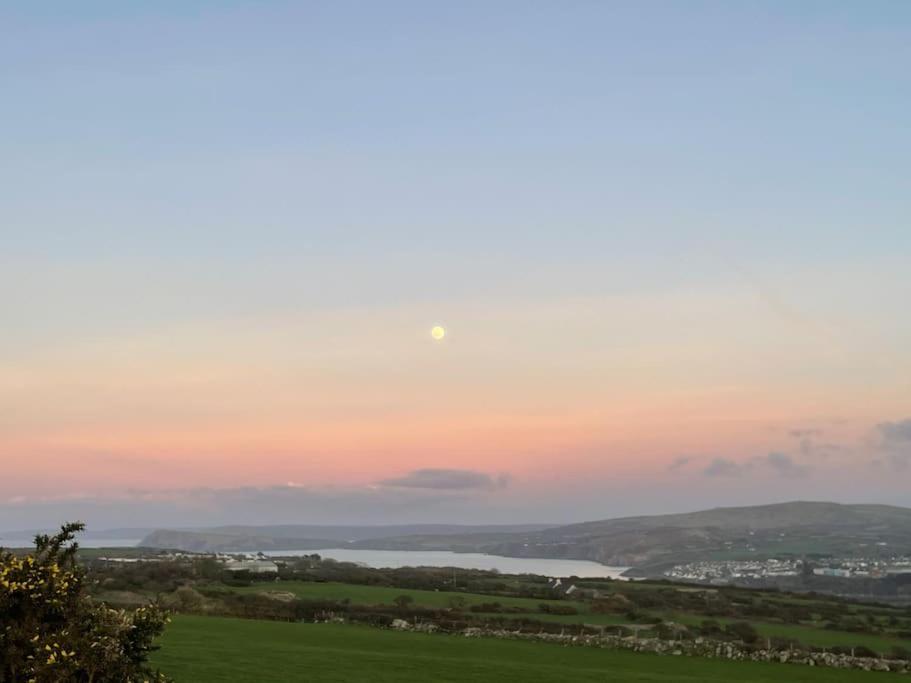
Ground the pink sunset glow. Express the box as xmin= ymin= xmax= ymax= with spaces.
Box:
xmin=2 ymin=3 xmax=909 ymax=531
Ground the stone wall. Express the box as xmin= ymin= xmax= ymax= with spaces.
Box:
xmin=389 ymin=621 xmax=909 ymax=674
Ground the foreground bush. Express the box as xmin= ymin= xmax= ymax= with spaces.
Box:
xmin=0 ymin=522 xmax=171 ymax=682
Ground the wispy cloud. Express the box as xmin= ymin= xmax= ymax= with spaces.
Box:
xmin=703 ymin=458 xmax=746 ymax=477
xmin=872 ymin=418 xmax=911 ymax=471
xmin=789 ymin=429 xmax=822 ymax=439
xmin=702 ymin=453 xmax=810 ymax=478
xmin=877 ymin=419 xmax=911 ymax=444
xmin=378 ymin=468 xmax=509 ymax=491
xmin=761 ymin=452 xmax=810 ymax=478
xmin=667 ymin=456 xmax=692 ymax=472
xmin=786 ymin=428 xmax=843 ymax=459
xmin=0 ymin=483 xmax=499 ymax=532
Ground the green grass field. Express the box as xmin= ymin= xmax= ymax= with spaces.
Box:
xmin=667 ymin=613 xmax=909 ymax=654
xmin=152 ymin=615 xmax=891 ymax=682
xmin=229 ymin=580 xmax=556 ymax=610
xmin=225 ymin=580 xmax=910 ymax=654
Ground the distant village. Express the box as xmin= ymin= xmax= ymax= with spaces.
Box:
xmin=93 ymin=547 xmax=911 ymax=589
xmin=97 ymin=551 xmax=285 ymax=574
xmin=665 ymin=556 xmax=911 ymax=583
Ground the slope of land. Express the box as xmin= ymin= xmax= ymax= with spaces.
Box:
xmin=217 ymin=580 xmax=911 ymax=656
xmin=354 ymin=502 xmax=911 ymax=572
xmin=139 ymin=524 xmax=551 ymax=552
xmin=208 ymin=523 xmax=552 ymax=540
xmin=138 ymin=502 xmax=911 ymax=575
xmin=93 ymin=546 xmax=911 ymax=677
xmin=153 ymin=616 xmax=887 ymax=683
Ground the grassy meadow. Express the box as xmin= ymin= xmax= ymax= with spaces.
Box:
xmin=229 ymin=579 xmax=554 ymax=610
xmin=220 ymin=579 xmax=911 ymax=655
xmin=152 ymin=615 xmax=892 ymax=682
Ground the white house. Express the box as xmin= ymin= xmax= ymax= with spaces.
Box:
xmin=224 ymin=558 xmax=279 ymax=574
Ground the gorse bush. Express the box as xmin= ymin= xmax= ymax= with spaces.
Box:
xmin=0 ymin=522 xmax=171 ymax=683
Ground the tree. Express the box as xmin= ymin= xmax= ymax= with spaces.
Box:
xmin=699 ymin=619 xmax=722 ymax=635
xmin=393 ymin=594 xmax=414 ymax=609
xmin=725 ymin=621 xmax=759 ymax=645
xmin=0 ymin=522 xmax=171 ymax=682
xmin=194 ymin=556 xmax=224 ymax=581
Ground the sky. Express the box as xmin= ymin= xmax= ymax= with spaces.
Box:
xmin=2 ymin=1 xmax=910 ymax=531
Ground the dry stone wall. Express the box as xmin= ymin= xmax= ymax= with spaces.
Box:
xmin=388 ymin=621 xmax=909 ymax=674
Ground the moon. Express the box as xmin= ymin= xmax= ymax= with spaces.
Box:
xmin=431 ymin=326 xmax=446 ymax=341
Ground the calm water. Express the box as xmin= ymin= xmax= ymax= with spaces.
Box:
xmin=85 ymin=538 xmax=145 ymax=547
xmin=259 ymin=548 xmax=628 ymax=579
xmin=1 ymin=538 xmax=145 ymax=549
xmin=67 ymin=540 xmax=628 ymax=578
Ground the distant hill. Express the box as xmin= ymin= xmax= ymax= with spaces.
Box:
xmin=0 ymin=527 xmax=156 ymax=543
xmin=139 ymin=530 xmax=336 ymax=552
xmin=137 ymin=502 xmax=911 ymax=574
xmin=203 ymin=523 xmax=553 ymax=541
xmin=138 ymin=524 xmax=553 ymax=553
xmin=352 ymin=502 xmax=911 ymax=574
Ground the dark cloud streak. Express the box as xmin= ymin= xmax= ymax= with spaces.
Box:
xmin=877 ymin=419 xmax=911 ymax=444
xmin=762 ymin=452 xmax=810 ymax=478
xmin=378 ymin=468 xmax=509 ymax=491
xmin=703 ymin=458 xmax=745 ymax=477
xmin=668 ymin=456 xmax=692 ymax=472
xmin=702 ymin=453 xmax=810 ymax=478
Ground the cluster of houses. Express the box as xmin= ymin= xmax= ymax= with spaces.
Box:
xmin=665 ymin=556 xmax=911 ymax=584
xmin=96 ymin=550 xmax=280 ymax=574
xmin=812 ymin=557 xmax=911 ymax=578
xmin=547 ymin=577 xmax=578 ymax=596
xmin=665 ymin=559 xmax=802 ymax=583
xmin=220 ymin=552 xmax=279 ymax=574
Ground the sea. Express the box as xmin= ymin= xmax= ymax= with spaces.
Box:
xmin=70 ymin=540 xmax=628 ymax=578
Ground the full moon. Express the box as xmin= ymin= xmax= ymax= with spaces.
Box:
xmin=431 ymin=326 xmax=446 ymax=341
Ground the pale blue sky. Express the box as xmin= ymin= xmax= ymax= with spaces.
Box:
xmin=3 ymin=2 xmax=910 ymax=338
xmin=5 ymin=2 xmax=908 ymax=262
xmin=2 ymin=2 xmax=910 ymax=527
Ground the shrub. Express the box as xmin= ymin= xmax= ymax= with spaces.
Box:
xmin=725 ymin=621 xmax=759 ymax=645
xmin=768 ymin=636 xmax=800 ymax=651
xmin=590 ymin=594 xmax=631 ymax=614
xmin=469 ymin=602 xmax=504 ymax=613
xmin=0 ymin=522 xmax=171 ymax=682
xmin=537 ymin=603 xmax=578 ymax=615
xmin=653 ymin=623 xmax=682 ymax=640
xmin=830 ymin=645 xmax=879 ymax=658
xmin=393 ymin=594 xmax=414 ymax=609
xmin=835 ymin=616 xmax=868 ymax=633
xmin=699 ymin=619 xmax=723 ymax=635
xmin=852 ymin=645 xmax=879 ymax=658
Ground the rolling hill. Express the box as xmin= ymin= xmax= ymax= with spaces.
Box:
xmin=138 ymin=502 xmax=911 ymax=574
xmin=138 ymin=523 xmax=552 ymax=553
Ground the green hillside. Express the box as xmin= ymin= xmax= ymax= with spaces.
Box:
xmin=137 ymin=503 xmax=911 ymax=571
xmin=153 ymin=616 xmax=889 ymax=682
xmin=357 ymin=502 xmax=911 ymax=570
xmin=220 ymin=580 xmax=911 ymax=655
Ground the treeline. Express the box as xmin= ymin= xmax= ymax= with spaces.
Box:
xmin=157 ymin=586 xmax=584 ymax=634
xmin=584 ymin=583 xmax=911 ymax=634
xmin=276 ymin=557 xmax=559 ymax=599
xmin=86 ymin=554 xmax=559 ymax=602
